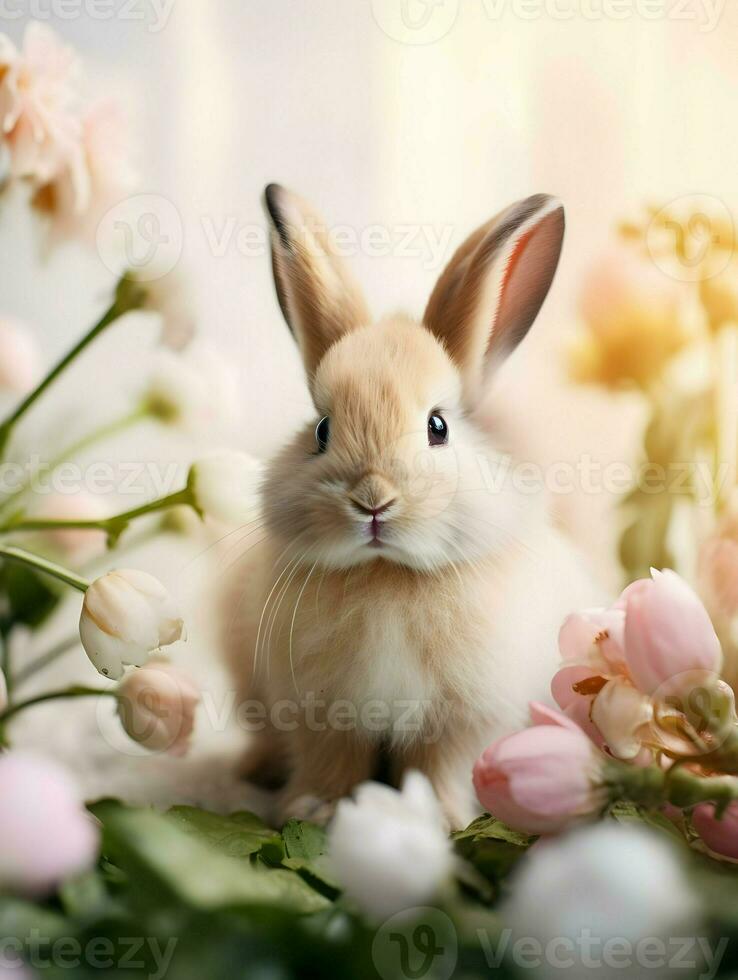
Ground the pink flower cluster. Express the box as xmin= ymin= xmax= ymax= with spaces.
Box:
xmin=0 ymin=23 xmax=133 ymax=243
xmin=473 ymin=568 xmax=738 ymax=860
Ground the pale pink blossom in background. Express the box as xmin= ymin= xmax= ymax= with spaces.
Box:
xmin=0 ymin=753 xmax=98 ymax=896
xmin=623 ymin=568 xmax=723 ymax=697
xmin=698 ymin=513 xmax=738 ymax=625
xmin=117 ymin=657 xmax=200 ymax=756
xmin=472 ymin=703 xmax=605 ymax=835
xmin=0 ymin=316 xmax=40 ymax=393
xmin=28 ymin=491 xmax=108 ymax=563
xmin=692 ymin=800 xmax=738 ymax=862
xmin=32 ymin=99 xmax=135 ymax=244
xmin=0 ymin=23 xmax=82 ymax=187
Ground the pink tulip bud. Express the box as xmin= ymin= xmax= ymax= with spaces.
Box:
xmin=472 ymin=703 xmax=605 ymax=835
xmin=0 ymin=753 xmax=99 ymax=896
xmin=623 ymin=569 xmax=723 ymax=697
xmin=0 ymin=317 xmax=40 ymax=394
xmin=692 ymin=801 xmax=738 ymax=862
xmin=117 ymin=658 xmax=200 ymax=756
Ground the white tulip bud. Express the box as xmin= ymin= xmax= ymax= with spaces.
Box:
xmin=188 ymin=451 xmax=263 ymax=525
xmin=503 ymin=823 xmax=701 ymax=978
xmin=79 ymin=569 xmax=185 ymax=679
xmin=328 ymin=771 xmax=455 ymax=921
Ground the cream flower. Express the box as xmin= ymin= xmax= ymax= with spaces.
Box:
xmin=0 ymin=23 xmax=82 ymax=187
xmin=188 ymin=451 xmax=263 ymax=525
xmin=79 ymin=568 xmax=185 ymax=679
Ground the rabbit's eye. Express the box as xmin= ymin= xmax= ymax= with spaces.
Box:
xmin=428 ymin=413 xmax=448 ymax=447
xmin=315 ymin=416 xmax=330 ymax=453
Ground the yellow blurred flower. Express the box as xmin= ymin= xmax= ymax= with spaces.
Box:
xmin=569 ymin=245 xmax=694 ymax=389
xmin=701 ymin=257 xmax=738 ymax=333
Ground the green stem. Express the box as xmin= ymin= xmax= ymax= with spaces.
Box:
xmin=0 ymin=405 xmax=151 ymax=519
xmin=0 ymin=274 xmax=146 ymax=460
xmin=0 ymin=686 xmax=115 ymax=745
xmin=0 ymin=545 xmax=89 ymax=591
xmin=1 ymin=487 xmax=196 ymax=548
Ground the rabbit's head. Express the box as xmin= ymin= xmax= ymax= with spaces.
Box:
xmin=261 ymin=185 xmax=564 ymax=573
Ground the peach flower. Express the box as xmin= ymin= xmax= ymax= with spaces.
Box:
xmin=0 ymin=316 xmax=40 ymax=394
xmin=117 ymin=658 xmax=200 ymax=756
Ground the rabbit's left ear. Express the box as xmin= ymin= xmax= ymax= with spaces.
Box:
xmin=423 ymin=194 xmax=565 ymax=401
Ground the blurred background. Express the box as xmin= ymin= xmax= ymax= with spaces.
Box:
xmin=1 ymin=0 xmax=737 ymax=801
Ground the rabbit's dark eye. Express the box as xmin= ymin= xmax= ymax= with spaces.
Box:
xmin=315 ymin=416 xmax=330 ymax=453
xmin=428 ymin=413 xmax=448 ymax=447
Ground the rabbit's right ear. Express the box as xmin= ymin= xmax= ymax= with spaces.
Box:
xmin=264 ymin=184 xmax=370 ymax=381
xmin=423 ymin=194 xmax=565 ymax=403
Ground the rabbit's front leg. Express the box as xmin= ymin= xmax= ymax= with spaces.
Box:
xmin=278 ymin=727 xmax=376 ymax=826
xmin=393 ymin=728 xmax=480 ymax=831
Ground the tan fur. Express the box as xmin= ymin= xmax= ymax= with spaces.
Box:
xmin=224 ymin=187 xmax=601 ymax=828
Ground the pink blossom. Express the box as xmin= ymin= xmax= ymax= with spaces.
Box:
xmin=0 ymin=317 xmax=40 ymax=394
xmin=692 ymin=801 xmax=738 ymax=862
xmin=0 ymin=23 xmax=82 ymax=186
xmin=117 ymin=658 xmax=200 ymax=756
xmin=0 ymin=753 xmax=99 ymax=896
xmin=32 ymin=99 xmax=135 ymax=245
xmin=472 ymin=703 xmax=605 ymax=835
xmin=623 ymin=569 xmax=722 ymax=697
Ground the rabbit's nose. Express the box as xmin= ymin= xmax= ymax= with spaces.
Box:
xmin=349 ymin=497 xmax=396 ymax=518
xmin=348 ymin=473 xmax=397 ymax=517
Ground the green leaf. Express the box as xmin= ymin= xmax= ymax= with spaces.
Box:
xmin=452 ymin=814 xmax=532 ymax=848
xmin=58 ymin=870 xmax=116 ymax=922
xmin=609 ymin=802 xmax=685 ymax=842
xmin=93 ymin=800 xmax=329 ymax=915
xmin=281 ymin=819 xmax=327 ymax=862
xmin=0 ymin=562 xmax=62 ymax=631
xmin=452 ymin=814 xmax=532 ymax=890
xmin=166 ymin=806 xmax=283 ymax=860
xmin=0 ymin=897 xmax=68 ymax=940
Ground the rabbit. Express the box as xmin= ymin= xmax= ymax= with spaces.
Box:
xmin=224 ymin=184 xmax=602 ymax=830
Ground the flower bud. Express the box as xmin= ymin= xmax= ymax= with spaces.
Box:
xmin=0 ymin=753 xmax=99 ymax=896
xmin=328 ymin=771 xmax=454 ymax=921
xmin=0 ymin=317 xmax=40 ymax=394
xmin=117 ymin=658 xmax=199 ymax=756
xmin=79 ymin=568 xmax=185 ymax=679
xmin=472 ymin=704 xmax=605 ymax=835
xmin=188 ymin=451 xmax=262 ymax=525
xmin=623 ymin=568 xmax=722 ymax=697
xmin=692 ymin=801 xmax=738 ymax=861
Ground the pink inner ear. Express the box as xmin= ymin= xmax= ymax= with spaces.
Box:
xmin=488 ymin=208 xmax=564 ymax=360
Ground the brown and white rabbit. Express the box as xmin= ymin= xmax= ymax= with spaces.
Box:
xmin=226 ymin=185 xmax=600 ymax=829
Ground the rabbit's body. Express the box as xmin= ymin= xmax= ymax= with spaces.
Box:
xmin=228 ymin=187 xmax=600 ymax=828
